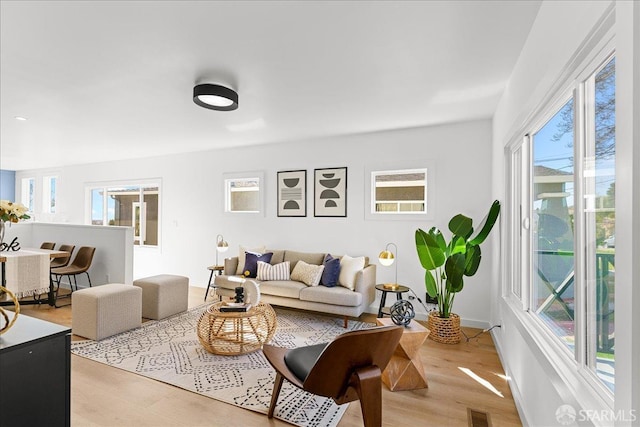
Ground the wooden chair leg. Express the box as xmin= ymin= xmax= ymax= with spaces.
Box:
xmin=351 ymin=366 xmax=382 ymax=427
xmin=268 ymin=372 xmax=284 ymax=418
xmin=343 ymin=316 xmax=348 ymax=328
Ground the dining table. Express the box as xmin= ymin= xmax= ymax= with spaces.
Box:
xmin=0 ymin=248 xmax=69 ymax=307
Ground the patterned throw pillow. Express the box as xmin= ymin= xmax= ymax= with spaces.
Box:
xmin=290 ymin=260 xmax=325 ymax=287
xmin=257 ymin=261 xmax=291 ymax=281
xmin=320 ymin=254 xmax=341 ymax=287
xmin=338 ymin=254 xmax=365 ymax=291
xmin=243 ymin=252 xmax=273 ymax=278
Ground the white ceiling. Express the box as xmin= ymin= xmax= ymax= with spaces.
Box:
xmin=0 ymin=0 xmax=541 ymax=171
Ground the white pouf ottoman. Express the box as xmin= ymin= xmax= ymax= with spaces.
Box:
xmin=133 ymin=274 xmax=189 ymax=320
xmin=72 ymin=284 xmax=142 ymax=340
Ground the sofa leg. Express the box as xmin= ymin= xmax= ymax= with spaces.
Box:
xmin=343 ymin=316 xmax=348 ymax=328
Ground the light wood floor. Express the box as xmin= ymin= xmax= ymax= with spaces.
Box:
xmin=14 ymin=287 xmax=522 ymax=427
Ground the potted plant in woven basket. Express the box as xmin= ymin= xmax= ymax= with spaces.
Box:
xmin=415 ymin=200 xmax=500 ymax=344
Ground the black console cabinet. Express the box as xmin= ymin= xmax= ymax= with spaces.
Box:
xmin=0 ymin=314 xmax=71 ymax=427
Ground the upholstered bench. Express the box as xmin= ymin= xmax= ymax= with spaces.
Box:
xmin=72 ymin=283 xmax=142 ymax=340
xmin=133 ymin=274 xmax=189 ymax=320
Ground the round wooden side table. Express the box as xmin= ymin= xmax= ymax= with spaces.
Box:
xmin=375 ymin=284 xmax=410 ymax=318
xmin=197 ymin=301 xmax=277 ymax=355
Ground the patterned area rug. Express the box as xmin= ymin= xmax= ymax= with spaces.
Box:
xmin=71 ymin=304 xmax=373 ymax=427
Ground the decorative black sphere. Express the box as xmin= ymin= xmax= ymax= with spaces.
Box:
xmin=390 ymin=300 xmax=415 ymax=326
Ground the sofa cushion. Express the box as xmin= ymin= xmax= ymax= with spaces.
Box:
xmin=243 ymin=252 xmax=273 ymax=278
xmin=338 ymin=255 xmax=365 ymax=290
xmin=266 ymin=249 xmax=285 ymax=265
xmin=259 ymin=280 xmax=307 ymax=299
xmin=299 ymin=284 xmax=363 ymax=307
xmin=290 ymin=260 xmax=325 ymax=287
xmin=320 ymin=254 xmax=341 ymax=287
xmin=236 ymin=246 xmax=266 ymax=275
xmin=284 ymin=250 xmax=325 ymax=272
xmin=257 ymin=261 xmax=290 ymax=281
xmin=214 ymin=275 xmax=246 ymax=291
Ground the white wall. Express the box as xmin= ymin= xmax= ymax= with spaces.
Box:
xmin=492 ymin=0 xmax=639 ymax=425
xmin=16 ymin=119 xmax=496 ymax=325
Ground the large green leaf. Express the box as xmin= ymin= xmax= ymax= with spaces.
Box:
xmin=444 ymin=253 xmax=466 ymax=293
xmin=469 ymin=200 xmax=501 ymax=245
xmin=449 ymin=214 xmax=473 ymax=239
xmin=449 ymin=236 xmax=467 ymax=255
xmin=415 ymin=228 xmax=445 ymax=270
xmin=424 ymin=270 xmax=438 ymax=298
xmin=464 ymin=245 xmax=482 ymax=276
xmin=429 ymin=227 xmax=447 ymax=251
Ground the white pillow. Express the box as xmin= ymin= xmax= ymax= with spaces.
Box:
xmin=257 ymin=261 xmax=290 ymax=281
xmin=236 ymin=245 xmax=266 ymax=275
xmin=338 ymin=255 xmax=365 ymax=291
xmin=290 ymin=260 xmax=325 ymax=287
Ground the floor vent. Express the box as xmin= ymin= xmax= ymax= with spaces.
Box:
xmin=467 ymin=408 xmax=492 ymax=427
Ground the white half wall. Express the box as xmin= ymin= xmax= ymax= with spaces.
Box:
xmin=15 ymin=119 xmax=496 ymax=325
xmin=3 ymin=222 xmax=133 ymax=287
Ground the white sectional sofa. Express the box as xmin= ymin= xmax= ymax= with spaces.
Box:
xmin=213 ymin=249 xmax=376 ymax=326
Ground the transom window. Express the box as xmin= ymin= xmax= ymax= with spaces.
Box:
xmin=223 ymin=171 xmax=264 ymax=215
xmin=371 ymin=169 xmax=427 ymax=214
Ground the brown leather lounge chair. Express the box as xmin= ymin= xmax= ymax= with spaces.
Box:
xmin=263 ymin=325 xmax=403 ymax=427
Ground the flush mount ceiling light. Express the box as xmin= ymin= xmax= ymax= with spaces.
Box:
xmin=193 ymin=84 xmax=238 ymax=111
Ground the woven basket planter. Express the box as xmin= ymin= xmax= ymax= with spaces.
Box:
xmin=427 ymin=311 xmax=461 ymax=344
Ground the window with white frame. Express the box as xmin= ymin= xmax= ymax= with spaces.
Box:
xmin=43 ymin=175 xmax=57 ymax=214
xmin=223 ymin=172 xmax=263 ymax=214
xmin=506 ymin=52 xmax=615 ymax=396
xmin=20 ymin=177 xmax=35 ymax=212
xmin=371 ymin=169 xmax=427 ymax=214
xmin=89 ymin=182 xmax=160 ymax=247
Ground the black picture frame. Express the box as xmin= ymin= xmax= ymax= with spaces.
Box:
xmin=277 ymin=170 xmax=307 ymax=217
xmin=314 ymin=167 xmax=347 ymax=217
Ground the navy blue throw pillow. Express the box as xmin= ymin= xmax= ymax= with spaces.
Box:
xmin=321 ymin=254 xmax=341 ymax=287
xmin=243 ymin=252 xmax=273 ymax=278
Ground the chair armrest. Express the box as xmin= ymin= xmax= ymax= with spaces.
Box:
xmin=224 ymin=257 xmax=239 ymax=276
xmin=354 ymin=264 xmax=376 ymax=305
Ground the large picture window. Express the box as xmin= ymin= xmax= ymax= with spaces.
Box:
xmin=89 ymin=182 xmax=160 ymax=247
xmin=507 ymin=53 xmax=615 ymax=396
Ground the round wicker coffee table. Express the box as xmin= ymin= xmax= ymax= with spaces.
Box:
xmin=197 ymin=301 xmax=277 ymax=355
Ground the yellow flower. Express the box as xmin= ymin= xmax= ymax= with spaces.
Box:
xmin=244 ymin=270 xmax=250 ymax=277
